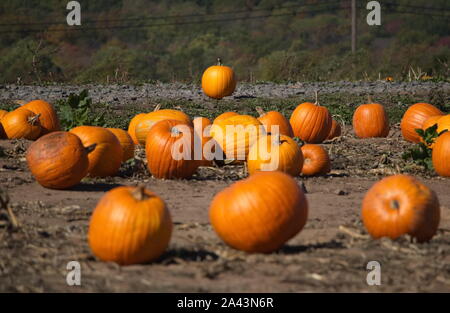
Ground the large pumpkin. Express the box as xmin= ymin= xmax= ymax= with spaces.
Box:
xmin=146 ymin=119 xmax=199 ymax=179
xmin=353 ymin=103 xmax=389 ymax=138
xmin=127 ymin=113 xmax=147 ymax=144
xmin=1 ymin=108 xmax=42 ymax=140
xmin=213 ymin=112 xmax=239 ymax=124
xmin=201 ymin=58 xmax=236 ymax=100
xmin=70 ymin=126 xmax=123 ymax=177
xmin=326 ymin=119 xmax=342 ymax=140
xmin=22 ymin=100 xmax=60 ymax=135
xmin=210 ymin=114 xmax=264 ymax=161
xmin=26 ymin=131 xmax=94 ymax=189
xmin=289 ymin=101 xmax=332 ymax=143
xmin=400 ymin=103 xmax=443 ymax=143
xmin=247 ymin=134 xmax=303 ymax=176
xmin=361 ymin=175 xmax=440 ymax=242
xmin=107 ymin=128 xmax=135 ymax=162
xmin=300 ymin=144 xmax=331 ymax=176
xmin=193 ymin=117 xmax=213 ymax=166
xmin=256 ymin=107 xmax=293 ymax=137
xmin=209 ymin=171 xmax=308 ymax=253
xmin=88 ymin=185 xmax=172 ymax=265
xmin=432 ymin=131 xmax=450 ymax=177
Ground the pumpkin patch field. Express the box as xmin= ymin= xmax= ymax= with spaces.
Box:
xmin=0 ymin=82 xmax=450 ymax=292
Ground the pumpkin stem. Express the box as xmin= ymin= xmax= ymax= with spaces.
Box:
xmin=171 ymin=127 xmax=181 ymax=136
xmin=367 ymin=94 xmax=373 ymax=103
xmin=314 ymin=90 xmax=319 ymax=105
xmin=153 ymin=103 xmax=162 ymax=112
xmin=85 ymin=143 xmax=97 ymax=154
xmin=390 ymin=199 xmax=400 ymax=210
xmin=256 ymin=106 xmax=265 ymax=117
xmin=132 ymin=185 xmax=150 ymax=201
xmin=217 ymin=58 xmax=222 ymax=66
xmin=28 ymin=113 xmax=41 ymax=125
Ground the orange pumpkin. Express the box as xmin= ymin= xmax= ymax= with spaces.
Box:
xmin=361 ymin=175 xmax=440 ymax=242
xmin=88 ymin=185 xmax=172 ymax=265
xmin=248 ymin=134 xmax=303 ymax=176
xmin=70 ymin=126 xmax=123 ymax=177
xmin=26 ymin=131 xmax=94 ymax=189
xmin=201 ymin=58 xmax=236 ymax=100
xmin=210 ymin=114 xmax=264 ymax=161
xmin=300 ymin=144 xmax=331 ymax=176
xmin=107 ymin=128 xmax=135 ymax=162
xmin=135 ymin=105 xmax=192 ymax=145
xmin=127 ymin=113 xmax=147 ymax=144
xmin=1 ymin=108 xmax=42 ymax=140
xmin=289 ymin=100 xmax=332 ymax=143
xmin=353 ymin=103 xmax=389 ymax=138
xmin=436 ymin=114 xmax=450 ymax=135
xmin=256 ymin=107 xmax=293 ymax=137
xmin=0 ymin=109 xmax=7 ymax=139
xmin=213 ymin=112 xmax=239 ymax=124
xmin=22 ymin=100 xmax=60 ymax=135
xmin=400 ymin=103 xmax=443 ymax=143
xmin=422 ymin=115 xmax=442 ymax=131
xmin=326 ymin=119 xmax=342 ymax=140
xmin=146 ymin=120 xmax=199 ymax=179
xmin=193 ymin=117 xmax=213 ymax=166
xmin=432 ymin=131 xmax=450 ymax=177
xmin=209 ymin=171 xmax=308 ymax=253
xmin=0 ymin=109 xmax=7 ymax=119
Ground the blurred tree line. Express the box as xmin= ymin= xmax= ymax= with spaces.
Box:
xmin=0 ymin=0 xmax=448 ymax=84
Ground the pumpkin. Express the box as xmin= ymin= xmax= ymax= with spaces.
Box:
xmin=256 ymin=107 xmax=293 ymax=137
xmin=400 ymin=103 xmax=443 ymax=143
xmin=353 ymin=103 xmax=389 ymax=138
xmin=0 ymin=109 xmax=7 ymax=139
xmin=22 ymin=100 xmax=60 ymax=135
xmin=193 ymin=117 xmax=213 ymax=166
xmin=201 ymin=58 xmax=236 ymax=100
xmin=213 ymin=112 xmax=239 ymax=124
xmin=300 ymin=144 xmax=331 ymax=176
xmin=0 ymin=109 xmax=7 ymax=119
xmin=361 ymin=175 xmax=440 ymax=242
xmin=1 ymin=108 xmax=41 ymax=140
xmin=422 ymin=115 xmax=442 ymax=131
xmin=26 ymin=131 xmax=95 ymax=189
xmin=210 ymin=114 xmax=264 ymax=161
xmin=432 ymin=131 xmax=450 ymax=177
xmin=146 ymin=119 xmax=199 ymax=179
xmin=88 ymin=185 xmax=172 ymax=265
xmin=107 ymin=128 xmax=135 ymax=162
xmin=326 ymin=119 xmax=342 ymax=140
xmin=436 ymin=114 xmax=450 ymax=135
xmin=209 ymin=171 xmax=308 ymax=253
xmin=70 ymin=126 xmax=123 ymax=177
xmin=135 ymin=105 xmax=192 ymax=145
xmin=127 ymin=113 xmax=147 ymax=144
xmin=247 ymin=134 xmax=303 ymax=176
xmin=289 ymin=96 xmax=332 ymax=143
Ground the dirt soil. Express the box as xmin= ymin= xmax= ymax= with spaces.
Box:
xmin=1 ymin=122 xmax=449 ymax=293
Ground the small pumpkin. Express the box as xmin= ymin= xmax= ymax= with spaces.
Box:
xmin=400 ymin=102 xmax=443 ymax=143
xmin=247 ymin=134 xmax=303 ymax=176
xmin=436 ymin=114 xmax=450 ymax=135
xmin=146 ymin=119 xmax=199 ymax=179
xmin=432 ymin=131 xmax=450 ymax=177
xmin=209 ymin=171 xmax=308 ymax=253
xmin=256 ymin=107 xmax=293 ymax=137
xmin=300 ymin=144 xmax=331 ymax=176
xmin=353 ymin=102 xmax=389 ymax=138
xmin=135 ymin=104 xmax=192 ymax=145
xmin=107 ymin=128 xmax=135 ymax=162
xmin=201 ymin=58 xmax=236 ymax=100
xmin=326 ymin=119 xmax=342 ymax=140
xmin=22 ymin=100 xmax=60 ymax=135
xmin=88 ymin=185 xmax=172 ymax=265
xmin=26 ymin=131 xmax=95 ymax=189
xmin=361 ymin=175 xmax=440 ymax=242
xmin=213 ymin=112 xmax=239 ymax=124
xmin=289 ymin=94 xmax=332 ymax=143
xmin=193 ymin=117 xmax=213 ymax=166
xmin=1 ymin=108 xmax=41 ymax=140
xmin=70 ymin=126 xmax=123 ymax=177
xmin=422 ymin=115 xmax=442 ymax=131
xmin=128 ymin=113 xmax=147 ymax=144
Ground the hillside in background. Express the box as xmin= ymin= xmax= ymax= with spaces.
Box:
xmin=0 ymin=0 xmax=449 ymax=84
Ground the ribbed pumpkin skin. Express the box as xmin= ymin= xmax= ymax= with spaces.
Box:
xmin=210 ymin=115 xmax=264 ymax=161
xmin=362 ymin=175 xmax=440 ymax=243
xmin=300 ymin=144 xmax=331 ymax=176
xmin=128 ymin=113 xmax=147 ymax=144
xmin=2 ymin=108 xmax=41 ymax=140
xmin=26 ymin=132 xmax=90 ymax=189
xmin=353 ymin=103 xmax=390 ymax=138
xmin=22 ymin=100 xmax=60 ymax=135
xmin=432 ymin=132 xmax=450 ymax=177
xmin=258 ymin=111 xmax=294 ymax=137
xmin=88 ymin=186 xmax=172 ymax=265
xmin=135 ymin=109 xmax=192 ymax=145
xmin=107 ymin=128 xmax=135 ymax=162
xmin=201 ymin=65 xmax=236 ymax=99
xmin=401 ymin=103 xmax=443 ymax=143
xmin=213 ymin=112 xmax=239 ymax=124
xmin=209 ymin=171 xmax=308 ymax=253
xmin=248 ymin=135 xmax=303 ymax=176
xmin=146 ymin=120 xmax=199 ymax=179
xmin=193 ymin=117 xmax=213 ymax=166
xmin=290 ymin=102 xmax=332 ymax=143
xmin=436 ymin=114 xmax=450 ymax=135
xmin=327 ymin=119 xmax=342 ymax=140
xmin=70 ymin=126 xmax=123 ymax=177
